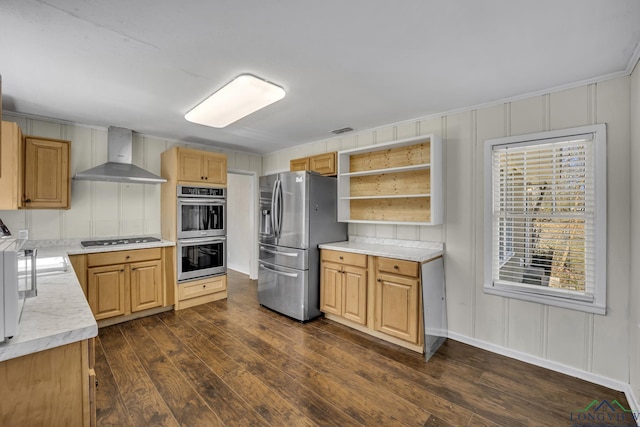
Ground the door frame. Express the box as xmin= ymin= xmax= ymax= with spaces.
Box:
xmin=227 ymin=168 xmax=258 ymax=280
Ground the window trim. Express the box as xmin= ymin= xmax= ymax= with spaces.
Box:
xmin=483 ymin=124 xmax=607 ymax=315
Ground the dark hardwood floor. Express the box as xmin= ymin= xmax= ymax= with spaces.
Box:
xmin=95 ymin=270 xmax=632 ymax=426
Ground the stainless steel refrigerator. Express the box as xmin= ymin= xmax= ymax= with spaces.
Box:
xmin=258 ymin=171 xmax=347 ymax=321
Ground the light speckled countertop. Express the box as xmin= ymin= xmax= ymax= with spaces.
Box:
xmin=318 ymin=236 xmax=444 ymax=263
xmin=0 ymin=237 xmax=175 ymax=363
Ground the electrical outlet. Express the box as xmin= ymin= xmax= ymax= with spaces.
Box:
xmin=17 ymin=229 xmax=29 ymax=240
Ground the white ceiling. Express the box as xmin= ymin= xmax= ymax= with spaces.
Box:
xmin=1 ymin=0 xmax=639 ymax=155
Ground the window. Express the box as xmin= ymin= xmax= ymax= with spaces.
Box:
xmin=484 ymin=124 xmax=606 ymax=314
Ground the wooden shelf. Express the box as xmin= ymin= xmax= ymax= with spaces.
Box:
xmin=337 ymin=135 xmax=442 ymax=225
xmin=340 ymin=163 xmax=430 ymax=177
xmin=341 ymin=194 xmax=430 ymax=200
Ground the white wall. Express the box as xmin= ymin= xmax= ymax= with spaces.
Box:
xmin=630 ymin=61 xmax=640 ymax=403
xmin=263 ymin=76 xmax=633 ymax=387
xmin=0 ymin=113 xmax=263 ymax=240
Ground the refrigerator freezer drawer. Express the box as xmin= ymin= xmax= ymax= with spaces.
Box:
xmin=259 ymin=243 xmax=308 ymax=270
xmin=258 ymin=261 xmax=317 ymax=321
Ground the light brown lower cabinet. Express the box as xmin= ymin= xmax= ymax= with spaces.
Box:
xmin=176 ymin=274 xmax=227 ymax=310
xmin=320 ymin=249 xmax=424 ymax=352
xmin=0 ymin=338 xmax=96 ymax=427
xmin=320 ymin=251 xmax=368 ymax=325
xmin=71 ymin=247 xmax=167 ymax=324
xmin=374 ymin=271 xmax=420 ymax=344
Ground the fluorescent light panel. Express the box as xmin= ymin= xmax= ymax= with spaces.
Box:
xmin=185 ymin=74 xmax=285 ymax=128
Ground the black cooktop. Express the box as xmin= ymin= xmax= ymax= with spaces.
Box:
xmin=81 ymin=237 xmax=161 ymax=248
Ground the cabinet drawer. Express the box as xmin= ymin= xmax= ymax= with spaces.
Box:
xmin=321 ymin=250 xmax=367 ymax=268
xmin=179 ymin=276 xmax=227 ymax=300
xmin=376 ymin=257 xmax=419 ymax=277
xmin=87 ymin=248 xmax=161 ymax=267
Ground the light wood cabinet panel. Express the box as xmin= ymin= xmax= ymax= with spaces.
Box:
xmin=87 ymin=247 xmax=161 ymax=267
xmin=175 ymin=147 xmax=227 ymax=185
xmin=290 ymin=157 xmax=309 ymax=172
xmin=69 ymin=254 xmax=88 ymax=296
xmin=374 ymin=272 xmax=420 ymax=344
xmin=320 ymin=250 xmax=367 ymax=325
xmin=0 ymin=121 xmax=24 ymax=210
xmin=309 ymin=152 xmax=337 ymax=176
xmin=176 ymin=275 xmax=227 ymax=310
xmin=203 ymin=154 xmax=227 ymax=185
xmin=87 ymin=264 xmax=127 ymax=321
xmin=0 ymin=122 xmax=71 ymax=210
xmin=23 ymin=136 xmax=70 ymax=209
xmin=342 ymin=264 xmax=368 ymax=324
xmin=320 ymin=261 xmax=342 ymax=316
xmin=290 ymin=152 xmax=337 ymax=176
xmin=321 ymin=249 xmax=367 ymax=268
xmin=178 ymin=150 xmax=205 ymax=182
xmin=377 ymin=256 xmax=419 ymax=277
xmin=0 ymin=339 xmax=95 ymax=426
xmin=130 ymin=259 xmax=163 ymax=312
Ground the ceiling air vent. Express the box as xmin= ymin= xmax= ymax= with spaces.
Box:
xmin=331 ymin=127 xmax=353 ymax=135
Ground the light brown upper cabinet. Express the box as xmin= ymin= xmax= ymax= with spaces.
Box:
xmin=0 ymin=121 xmax=71 ymax=210
xmin=337 ymin=135 xmax=442 ymax=225
xmin=162 ymin=146 xmax=227 ymax=186
xmin=290 ymin=152 xmax=337 ymax=176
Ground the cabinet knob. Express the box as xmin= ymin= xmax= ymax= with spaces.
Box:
xmin=377 ymin=278 xmax=381 ymax=282
xmin=132 ymin=268 xmax=137 ymax=271
xmin=203 ymin=285 xmax=206 ymax=288
xmin=339 ymin=256 xmax=343 ymax=260
xmin=393 ymin=265 xmax=399 ymax=269
xmin=205 ymin=177 xmax=208 ymax=180
xmin=120 ymin=269 xmax=124 ymax=272
xmin=201 ymin=176 xmax=205 ymax=180
xmin=126 ymin=256 xmax=130 ymax=259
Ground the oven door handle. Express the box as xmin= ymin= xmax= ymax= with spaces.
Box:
xmin=259 ymin=263 xmax=299 ymax=278
xmin=259 ymin=246 xmax=298 ymax=257
xmin=178 ymin=237 xmax=226 ymax=245
xmin=178 ymin=199 xmax=226 ymax=206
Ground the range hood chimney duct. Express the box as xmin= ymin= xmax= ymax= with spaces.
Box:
xmin=73 ymin=126 xmax=167 ymax=184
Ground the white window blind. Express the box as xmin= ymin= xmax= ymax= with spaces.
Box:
xmin=484 ymin=124 xmax=606 ymax=314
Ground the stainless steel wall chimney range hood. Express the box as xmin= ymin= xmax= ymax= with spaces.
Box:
xmin=73 ymin=126 xmax=167 ymax=184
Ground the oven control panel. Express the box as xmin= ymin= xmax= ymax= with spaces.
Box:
xmin=178 ymin=186 xmax=225 ymax=198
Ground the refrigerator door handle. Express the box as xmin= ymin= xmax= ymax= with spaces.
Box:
xmin=259 ymin=263 xmax=299 ymax=278
xmin=271 ymin=180 xmax=278 ymax=238
xmin=276 ymin=179 xmax=283 ymax=238
xmin=259 ymin=246 xmax=299 ymax=257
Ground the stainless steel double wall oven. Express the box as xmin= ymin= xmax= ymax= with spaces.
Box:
xmin=176 ymin=185 xmax=227 ymax=282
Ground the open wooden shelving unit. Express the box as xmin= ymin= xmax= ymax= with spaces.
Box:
xmin=337 ymin=135 xmax=442 ymax=225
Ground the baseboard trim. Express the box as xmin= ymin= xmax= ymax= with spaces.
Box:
xmin=447 ymin=331 xmax=639 ymax=425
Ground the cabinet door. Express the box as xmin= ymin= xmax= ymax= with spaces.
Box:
xmin=374 ymin=272 xmax=420 ymax=343
xmin=178 ymin=150 xmax=205 ymax=182
xmin=342 ymin=265 xmax=367 ymax=325
xmin=290 ymin=157 xmax=309 ymax=172
xmin=87 ymin=265 xmax=126 ymax=320
xmin=309 ymin=152 xmax=336 ymax=176
xmin=0 ymin=121 xmax=23 ymax=210
xmin=130 ymin=259 xmax=163 ymax=312
xmin=23 ymin=137 xmax=70 ymax=209
xmin=320 ymin=261 xmax=342 ymax=316
xmin=203 ymin=154 xmax=227 ymax=185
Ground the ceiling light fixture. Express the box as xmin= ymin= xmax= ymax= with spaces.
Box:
xmin=185 ymin=74 xmax=285 ymax=128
